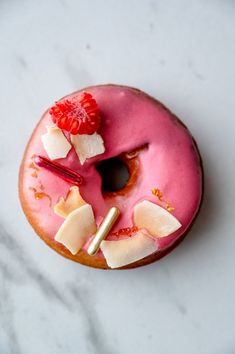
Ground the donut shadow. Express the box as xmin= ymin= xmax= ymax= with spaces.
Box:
xmin=123 ymin=145 xmax=216 ymax=274
xmin=157 ymin=147 xmax=217 ymax=265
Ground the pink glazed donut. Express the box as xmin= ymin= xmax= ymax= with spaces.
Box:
xmin=19 ymin=85 xmax=203 ymax=269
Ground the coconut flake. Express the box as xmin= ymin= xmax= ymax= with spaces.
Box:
xmin=55 ymin=204 xmax=96 ymax=255
xmin=41 ymin=126 xmax=71 ymax=160
xmin=100 ymin=232 xmax=158 ymax=269
xmin=134 ymin=200 xmax=182 ymax=237
xmin=71 ymin=133 xmax=105 ymax=165
xmin=54 ymin=186 xmax=86 ymax=218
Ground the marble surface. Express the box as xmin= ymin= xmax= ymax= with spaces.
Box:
xmin=1 ymin=0 xmax=235 ymax=353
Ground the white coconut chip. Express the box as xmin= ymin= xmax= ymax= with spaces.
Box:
xmin=55 ymin=204 xmax=96 ymax=255
xmin=71 ymin=133 xmax=105 ymax=165
xmin=54 ymin=186 xmax=86 ymax=218
xmin=41 ymin=126 xmax=71 ymax=160
xmin=134 ymin=200 xmax=182 ymax=238
xmin=100 ymin=232 xmax=158 ymax=269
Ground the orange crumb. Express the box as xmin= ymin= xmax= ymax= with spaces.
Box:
xmin=29 ymin=187 xmax=52 ymax=207
xmin=38 ymin=181 xmax=45 ymax=191
xmin=28 ymin=162 xmax=40 ymax=171
xmin=152 ymin=188 xmax=163 ymax=200
xmin=112 ymin=226 xmax=139 ymax=237
xmin=166 ymin=204 xmax=175 ymax=212
xmin=152 ymin=187 xmax=175 ymax=212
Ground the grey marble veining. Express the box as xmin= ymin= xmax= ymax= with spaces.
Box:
xmin=1 ymin=0 xmax=235 ymax=353
xmin=0 ymin=224 xmax=116 ymax=354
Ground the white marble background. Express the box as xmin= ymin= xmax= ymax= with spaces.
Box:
xmin=0 ymin=0 xmax=235 ymax=353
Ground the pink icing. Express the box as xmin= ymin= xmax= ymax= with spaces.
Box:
xmin=21 ymin=85 xmax=202 ymax=256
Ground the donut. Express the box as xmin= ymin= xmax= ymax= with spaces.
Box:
xmin=19 ymin=84 xmax=203 ymax=269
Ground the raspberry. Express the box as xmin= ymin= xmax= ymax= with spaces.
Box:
xmin=49 ymin=92 xmax=100 ymax=135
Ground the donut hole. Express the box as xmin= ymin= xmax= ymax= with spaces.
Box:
xmin=96 ymin=158 xmax=130 ymax=192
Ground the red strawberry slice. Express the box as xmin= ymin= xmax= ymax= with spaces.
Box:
xmin=49 ymin=92 xmax=100 ymax=135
